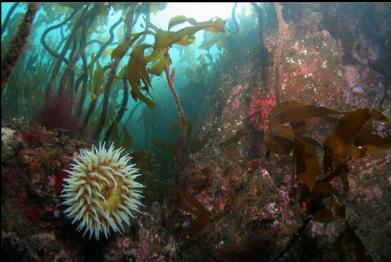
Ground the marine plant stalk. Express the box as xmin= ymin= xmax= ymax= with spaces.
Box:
xmin=80 ymin=66 xmax=111 ymax=134
xmin=58 ymin=65 xmax=71 ymax=96
xmin=1 ymin=3 xmax=20 ymax=36
xmin=252 ymin=2 xmax=269 ymax=84
xmin=93 ymin=4 xmax=138 ymax=141
xmin=103 ymin=77 xmax=129 ymax=142
xmin=92 ymin=18 xmax=124 ymax=140
xmin=76 ymin=53 xmax=89 ymax=115
xmin=273 ymin=2 xmax=288 ymax=104
xmin=76 ymin=16 xmax=111 ymax=116
xmin=80 ymin=15 xmax=122 ymax=135
xmin=92 ymin=61 xmax=120 ymax=140
xmin=1 ymin=3 xmax=40 ymax=94
xmin=44 ymin=5 xmax=88 ymax=97
xmin=71 ymin=12 xmax=94 ymax=98
xmin=45 ymin=4 xmax=99 ymax=98
xmin=164 ymin=65 xmax=188 ymax=184
xmin=40 ymin=9 xmax=77 ymax=65
xmin=102 ymin=6 xmax=138 ymax=142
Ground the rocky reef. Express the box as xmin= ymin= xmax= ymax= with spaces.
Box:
xmin=2 ymin=3 xmax=391 ymax=261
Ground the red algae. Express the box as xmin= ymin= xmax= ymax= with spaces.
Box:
xmin=55 ymin=170 xmax=68 ymax=198
xmin=33 ymin=95 xmax=81 ymax=136
xmin=25 ymin=206 xmax=41 ymax=222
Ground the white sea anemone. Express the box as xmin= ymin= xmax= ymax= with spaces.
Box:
xmin=61 ymin=142 xmax=144 ymax=240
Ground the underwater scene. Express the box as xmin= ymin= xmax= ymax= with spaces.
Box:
xmin=1 ymin=2 xmax=391 ymax=261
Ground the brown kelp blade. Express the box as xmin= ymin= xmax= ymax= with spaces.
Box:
xmin=174 ymin=191 xmax=214 ymax=240
xmin=325 ymin=108 xmax=391 ymax=162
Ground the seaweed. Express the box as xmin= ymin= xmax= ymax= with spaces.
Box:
xmin=116 ymin=15 xmax=226 ymax=110
xmin=126 ymin=44 xmax=156 ymax=108
xmin=263 ymin=101 xmax=390 ymax=261
xmin=111 ymin=33 xmax=142 ymax=60
xmin=33 ymin=95 xmax=81 ymax=136
xmin=119 ymin=15 xmax=226 ymax=183
xmin=173 ymin=191 xmax=214 ymax=240
xmin=1 ymin=3 xmax=20 ymax=36
xmin=1 ymin=3 xmax=40 ymax=93
xmin=2 ymin=3 xmax=226 ymax=172
xmin=333 ymin=223 xmax=373 ymax=262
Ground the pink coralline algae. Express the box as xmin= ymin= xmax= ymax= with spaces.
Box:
xmin=222 ymin=84 xmax=248 ymax=115
xmin=247 ymin=96 xmax=276 ymax=133
xmin=298 ymin=56 xmax=320 ymax=77
xmin=231 ymin=84 xmax=246 ymax=96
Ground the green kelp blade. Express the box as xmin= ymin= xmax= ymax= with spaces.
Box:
xmin=145 ymin=49 xmax=162 ymax=62
xmin=111 ymin=33 xmax=142 ymax=60
xmin=149 ymin=3 xmax=167 ymax=14
xmin=171 ymin=16 xmax=198 ymax=29
xmin=127 ymin=44 xmax=153 ymax=89
xmin=174 ymin=34 xmax=196 ymax=46
xmin=152 ymin=17 xmax=226 ymax=51
xmin=168 ymin=15 xmax=189 ymax=30
xmin=147 ymin=50 xmax=167 ymax=76
xmin=112 ymin=39 xmax=133 ymax=60
xmin=203 ymin=17 xmax=226 ymax=33
xmin=130 ymin=86 xmax=156 ymax=109
xmin=88 ymin=54 xmax=95 ymax=77
xmin=93 ymin=61 xmax=105 ymax=95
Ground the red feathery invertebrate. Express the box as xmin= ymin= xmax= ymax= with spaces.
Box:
xmin=247 ymin=95 xmax=276 ymax=134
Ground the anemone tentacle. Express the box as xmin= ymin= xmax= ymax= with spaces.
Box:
xmin=61 ymin=142 xmax=144 ymax=240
